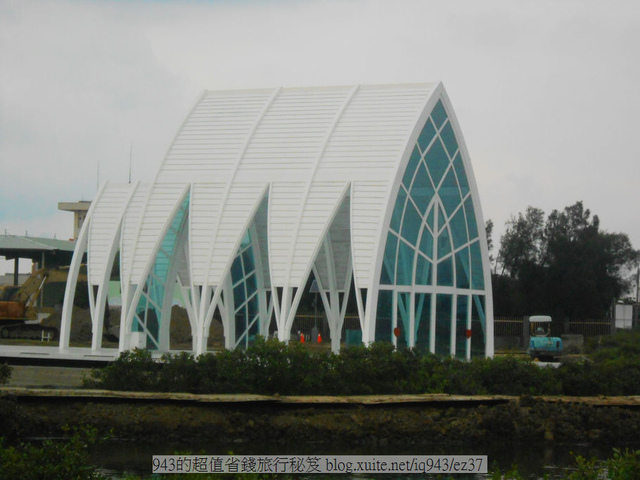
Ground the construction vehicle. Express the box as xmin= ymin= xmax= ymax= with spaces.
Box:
xmin=0 ymin=267 xmax=83 ymax=340
xmin=527 ymin=315 xmax=563 ymax=360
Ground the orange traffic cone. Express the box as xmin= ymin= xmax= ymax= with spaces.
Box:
xmin=317 ymin=333 xmax=322 ymax=343
xmin=300 ymin=332 xmax=305 ymax=343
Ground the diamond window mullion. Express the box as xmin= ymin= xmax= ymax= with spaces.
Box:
xmin=439 ymin=120 xmax=459 ymax=159
xmin=417 ymin=118 xmax=437 ymax=155
xmin=376 ymin=97 xmax=488 ymax=356
xmin=230 ymin=228 xmax=261 ymax=349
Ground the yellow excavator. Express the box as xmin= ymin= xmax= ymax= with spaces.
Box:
xmin=0 ymin=267 xmax=85 ymax=340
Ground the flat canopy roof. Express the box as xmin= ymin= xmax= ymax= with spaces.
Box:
xmin=0 ymin=235 xmax=76 ymax=265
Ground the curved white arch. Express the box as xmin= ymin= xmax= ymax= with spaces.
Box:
xmin=62 ymin=82 xmax=493 ymax=357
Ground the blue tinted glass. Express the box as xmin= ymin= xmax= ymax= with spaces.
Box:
xmin=415 ymin=254 xmax=432 ymax=286
xmin=437 ymin=256 xmax=453 ymax=286
xmin=424 ymin=138 xmax=450 ymax=189
xmin=464 ymin=197 xmax=478 ymax=240
xmin=242 ymin=246 xmax=255 ymax=275
xmin=426 ymin=206 xmax=435 ymax=233
xmin=418 ymin=226 xmax=434 ymax=259
xmin=396 ymin=240 xmax=414 ymax=286
xmin=456 ymin=295 xmax=469 ymax=359
xmin=248 ymin=294 xmax=259 ymax=318
xmin=435 ymin=294 xmax=452 ymax=356
xmin=397 ymin=292 xmax=410 ymax=347
xmin=375 ymin=290 xmax=393 ymax=342
xmin=233 ymin=283 xmax=246 ymax=310
xmin=235 ymin=308 xmax=247 ymax=342
xmin=431 ymin=100 xmax=448 ymax=129
xmin=246 ymin=272 xmax=257 ymax=293
xmin=380 ymin=232 xmax=398 ymax=285
xmin=249 ymin=316 xmax=259 ymax=338
xmin=438 ymin=204 xmax=448 ymax=233
xmin=471 ymin=295 xmax=486 ymax=357
xmin=439 ymin=168 xmax=462 ymax=218
xmin=455 ymin=247 xmax=470 ymax=289
xmin=231 ymin=256 xmax=243 ymax=283
xmin=240 ymin=230 xmax=251 ymax=248
xmin=437 ymin=226 xmax=452 ymax=259
xmin=440 ymin=122 xmax=458 ymax=157
xmin=450 ymin=207 xmax=468 ymax=249
xmin=402 ymin=147 xmax=422 ymax=188
xmin=401 ymin=200 xmax=421 ymax=246
xmin=415 ymin=293 xmax=431 ymax=350
xmin=390 ymin=187 xmax=407 ymax=233
xmin=417 ymin=118 xmax=437 ymax=154
xmin=453 ymin=154 xmax=470 ymax=197
xmin=470 ymin=241 xmax=485 ymax=289
xmin=410 ymin=162 xmax=435 ymax=216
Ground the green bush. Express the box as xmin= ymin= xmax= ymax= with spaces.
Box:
xmin=0 ymin=362 xmax=11 ymax=385
xmin=558 ymin=361 xmax=601 ymax=396
xmin=83 ymin=348 xmax=161 ymax=391
xmin=586 ymin=329 xmax=640 ymax=360
xmin=241 ymin=337 xmax=321 ymax=395
xmin=0 ymin=426 xmax=107 ymax=480
xmin=0 ymin=396 xmax=31 ymax=442
xmin=82 ymin=332 xmax=640 ymax=397
xmin=157 ymin=351 xmax=200 ymax=393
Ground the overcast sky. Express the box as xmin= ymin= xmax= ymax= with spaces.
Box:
xmin=1 ymin=0 xmax=640 ymax=275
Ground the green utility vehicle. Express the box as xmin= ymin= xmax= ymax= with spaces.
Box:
xmin=527 ymin=315 xmax=563 ymax=360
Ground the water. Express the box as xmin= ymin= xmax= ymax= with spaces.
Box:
xmin=90 ymin=438 xmax=617 ymax=479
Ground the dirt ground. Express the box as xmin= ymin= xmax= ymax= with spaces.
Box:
xmin=12 ymin=305 xmax=227 ymax=350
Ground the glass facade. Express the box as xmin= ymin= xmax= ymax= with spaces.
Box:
xmin=230 ymin=229 xmax=260 ymax=349
xmin=377 ymin=100 xmax=487 ymax=358
xmin=133 ymin=194 xmax=190 ymax=349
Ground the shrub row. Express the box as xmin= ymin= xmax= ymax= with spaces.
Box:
xmin=84 ymin=336 xmax=640 ymax=396
xmin=0 ymin=362 xmax=11 ymax=385
xmin=0 ymin=427 xmax=108 ymax=480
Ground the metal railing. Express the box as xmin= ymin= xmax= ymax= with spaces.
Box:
xmin=494 ymin=317 xmax=613 ymax=338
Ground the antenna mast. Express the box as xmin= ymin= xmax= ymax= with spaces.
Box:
xmin=129 ymin=143 xmax=133 ymax=183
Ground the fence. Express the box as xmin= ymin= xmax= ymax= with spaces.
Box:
xmin=494 ymin=317 xmax=613 ymax=340
xmin=275 ymin=315 xmax=614 ymax=345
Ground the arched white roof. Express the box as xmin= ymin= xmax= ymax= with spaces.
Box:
xmin=116 ymin=83 xmax=453 ymax=292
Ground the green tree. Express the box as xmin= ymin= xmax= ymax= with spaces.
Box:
xmin=497 ymin=206 xmax=545 ymax=278
xmin=485 ymin=219 xmax=495 ymax=272
xmin=495 ymin=201 xmax=639 ymax=319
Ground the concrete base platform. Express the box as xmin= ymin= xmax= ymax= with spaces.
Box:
xmin=0 ymin=344 xmax=193 ymax=367
xmin=0 ymin=345 xmax=120 ymax=366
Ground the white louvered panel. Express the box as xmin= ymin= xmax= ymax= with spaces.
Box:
xmin=87 ymin=184 xmax=135 ymax=285
xmin=328 ymin=197 xmax=351 ymax=291
xmin=175 ymin=246 xmax=190 ymax=287
xmin=205 ymin=182 xmax=267 ymax=284
xmin=253 ymin=197 xmax=271 ymax=289
xmin=120 ymin=184 xmax=150 ymax=285
xmin=240 ymin=88 xmax=350 ymax=175
xmin=189 ymin=182 xmax=226 ymax=284
xmin=156 ymin=89 xmax=275 ymax=184
xmin=320 ymin=85 xmax=432 ymax=176
xmin=314 ymin=249 xmax=330 ymax=291
xmin=287 ymin=182 xmax=347 ymax=285
xmin=129 ymin=183 xmax=187 ymax=285
xmin=267 ymin=181 xmax=307 ymax=287
xmin=351 ymin=180 xmax=392 ymax=286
